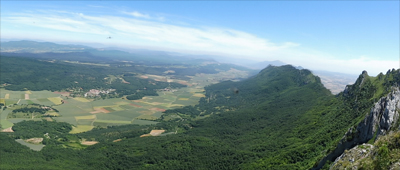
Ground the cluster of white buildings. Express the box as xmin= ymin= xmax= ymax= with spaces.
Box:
xmin=158 ymin=88 xmax=177 ymax=92
xmin=84 ymin=89 xmax=115 ymax=97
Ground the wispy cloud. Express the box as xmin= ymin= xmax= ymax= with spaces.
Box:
xmin=2 ymin=10 xmax=297 ymax=55
xmin=1 ymin=10 xmax=397 ymax=75
xmin=123 ymin=11 xmax=150 ymax=19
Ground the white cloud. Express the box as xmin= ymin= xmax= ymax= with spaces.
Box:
xmin=1 ymin=10 xmax=397 ymax=75
xmin=282 ymin=52 xmax=398 ymax=75
xmin=123 ymin=11 xmax=150 ymax=19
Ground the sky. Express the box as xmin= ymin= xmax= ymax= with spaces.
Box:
xmin=1 ymin=1 xmax=399 ymax=75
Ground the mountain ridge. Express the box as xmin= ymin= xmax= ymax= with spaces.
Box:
xmin=0 ymin=48 xmax=399 ymax=169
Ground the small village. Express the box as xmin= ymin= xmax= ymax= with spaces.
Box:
xmin=83 ymin=89 xmax=116 ymax=97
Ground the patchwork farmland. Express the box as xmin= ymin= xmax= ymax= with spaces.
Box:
xmin=0 ymin=68 xmax=250 ymax=133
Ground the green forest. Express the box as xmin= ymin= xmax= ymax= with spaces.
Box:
xmin=1 ymin=64 xmax=399 ymax=169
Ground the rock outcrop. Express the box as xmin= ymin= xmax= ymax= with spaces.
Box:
xmin=312 ymin=87 xmax=400 ymax=170
xmin=329 ymin=144 xmax=374 ymax=170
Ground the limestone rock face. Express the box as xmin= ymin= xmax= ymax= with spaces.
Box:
xmin=312 ymin=87 xmax=400 ymax=170
xmin=330 ymin=144 xmax=374 ymax=170
xmin=379 ymin=89 xmax=400 ymax=133
xmin=358 ymin=87 xmax=400 ymax=141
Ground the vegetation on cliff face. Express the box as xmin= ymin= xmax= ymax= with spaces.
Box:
xmin=312 ymin=69 xmax=400 ymax=170
xmin=330 ymin=130 xmax=400 ymax=170
xmin=360 ymin=130 xmax=400 ymax=170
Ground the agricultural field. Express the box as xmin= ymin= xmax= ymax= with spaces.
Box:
xmin=0 ymin=68 xmax=250 ymax=132
xmin=15 ymin=139 xmax=45 ymax=151
xmin=0 ymin=89 xmax=63 ymax=106
xmin=70 ymin=125 xmax=94 ymax=134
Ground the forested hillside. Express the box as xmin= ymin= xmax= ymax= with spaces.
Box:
xmin=1 ymin=65 xmax=399 ymax=169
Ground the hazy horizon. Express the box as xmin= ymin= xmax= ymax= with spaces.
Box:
xmin=1 ymin=1 xmax=399 ymax=75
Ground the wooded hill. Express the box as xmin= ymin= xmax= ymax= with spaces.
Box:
xmin=1 ymin=64 xmax=399 ymax=169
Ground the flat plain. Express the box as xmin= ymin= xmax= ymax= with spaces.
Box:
xmin=0 ymin=68 xmax=250 ymax=133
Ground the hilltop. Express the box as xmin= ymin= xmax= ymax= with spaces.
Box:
xmin=0 ymin=60 xmax=399 ymax=169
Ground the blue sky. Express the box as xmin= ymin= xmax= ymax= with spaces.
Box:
xmin=1 ymin=1 xmax=399 ymax=75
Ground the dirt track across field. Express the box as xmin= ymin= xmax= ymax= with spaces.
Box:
xmin=81 ymin=141 xmax=98 ymax=145
xmin=1 ymin=127 xmax=14 ymax=132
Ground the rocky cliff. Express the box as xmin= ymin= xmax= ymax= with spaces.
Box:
xmin=330 ymin=130 xmax=400 ymax=170
xmin=328 ymin=87 xmax=400 ymax=169
xmin=312 ymin=69 xmax=400 ymax=170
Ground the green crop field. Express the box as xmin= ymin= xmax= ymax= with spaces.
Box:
xmin=103 ymin=107 xmax=115 ymax=112
xmin=92 ymin=122 xmax=108 ymax=127
xmin=55 ymin=106 xmax=89 ymax=116
xmin=94 ymin=120 xmax=131 ymax=124
xmin=54 ymin=99 xmax=93 ymax=116
xmin=77 ymin=119 xmax=94 ymax=125
xmin=1 ymin=109 xmax=12 ymax=119
xmin=17 ymin=100 xmax=29 ymax=105
xmin=152 ymin=112 xmax=163 ymax=118
xmin=119 ymin=104 xmax=134 ymax=109
xmin=37 ymin=98 xmax=50 ymax=102
xmin=0 ymin=119 xmax=14 ymax=129
xmin=28 ymin=90 xmax=59 ymax=99
xmin=132 ymin=119 xmax=158 ymax=125
xmin=111 ymin=106 xmax=124 ymax=111
xmin=5 ymin=99 xmax=19 ymax=105
xmin=8 ymin=118 xmax=40 ymax=124
xmin=70 ymin=125 xmax=94 ymax=134
xmin=53 ymin=117 xmax=77 ymax=126
xmin=35 ymin=98 xmax=55 ymax=106
xmin=96 ymin=113 xmax=131 ymax=121
xmin=91 ymin=98 xmax=126 ymax=106
xmin=137 ymin=115 xmax=158 ymax=120
xmin=48 ymin=97 xmax=63 ymax=105
xmin=108 ymin=110 xmax=142 ymax=120
xmin=9 ymin=92 xmax=25 ymax=99
xmin=75 ymin=115 xmax=96 ymax=120
xmin=15 ymin=139 xmax=45 ymax=151
xmin=73 ymin=97 xmax=91 ymax=102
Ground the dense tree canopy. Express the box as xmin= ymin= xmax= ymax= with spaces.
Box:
xmin=1 ymin=55 xmax=399 ymax=170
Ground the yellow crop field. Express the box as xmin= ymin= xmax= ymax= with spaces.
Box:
xmin=5 ymin=94 xmax=9 ymax=99
xmin=75 ymin=115 xmax=96 ymax=120
xmin=70 ymin=125 xmax=94 ymax=134
xmin=111 ymin=106 xmax=124 ymax=111
xmin=73 ymin=97 xmax=90 ymax=102
xmin=0 ymin=99 xmax=5 ymax=104
xmin=45 ymin=112 xmax=60 ymax=116
xmin=178 ymin=98 xmax=189 ymax=100
xmin=48 ymin=97 xmax=63 ymax=105
xmin=193 ymin=94 xmax=206 ymax=97
xmin=25 ymin=91 xmax=32 ymax=94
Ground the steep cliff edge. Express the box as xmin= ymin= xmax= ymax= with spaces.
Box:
xmin=312 ymin=69 xmax=400 ymax=170
xmin=330 ymin=87 xmax=400 ymax=169
xmin=330 ymin=130 xmax=400 ymax=170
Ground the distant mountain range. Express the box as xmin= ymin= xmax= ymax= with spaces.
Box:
xmin=0 ymin=40 xmax=221 ymax=66
xmin=1 ymin=40 xmax=357 ymax=94
xmin=0 ymin=40 xmax=92 ymax=53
